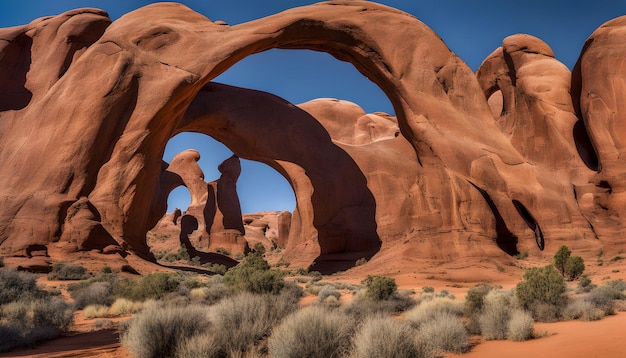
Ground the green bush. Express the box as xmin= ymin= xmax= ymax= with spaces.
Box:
xmin=553 ymin=245 xmax=571 ymax=277
xmin=223 ymin=254 xmax=285 ymax=294
xmin=420 ymin=312 xmax=469 ymax=354
xmin=202 ymin=263 xmax=228 ymax=275
xmin=115 ymin=272 xmax=183 ymax=301
xmin=252 ymin=242 xmax=266 ymax=256
xmin=565 ymin=256 xmax=585 ymax=281
xmin=269 ymin=305 xmax=354 ymax=358
xmin=121 ymin=303 xmax=211 ymax=358
xmin=515 ymin=265 xmax=568 ymax=321
xmin=362 ymin=275 xmax=397 ymax=301
xmin=48 ymin=262 xmax=89 ymax=280
xmin=507 ymin=309 xmax=534 ymax=341
xmin=351 ymin=315 xmax=433 ymax=358
xmin=0 ymin=268 xmax=48 ymax=305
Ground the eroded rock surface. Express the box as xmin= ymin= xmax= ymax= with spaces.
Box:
xmin=1 ymin=1 xmax=625 ymax=272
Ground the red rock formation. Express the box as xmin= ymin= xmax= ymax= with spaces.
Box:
xmin=0 ymin=2 xmax=624 ymax=272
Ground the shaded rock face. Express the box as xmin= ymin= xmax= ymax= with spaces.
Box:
xmin=0 ymin=2 xmax=625 ymax=270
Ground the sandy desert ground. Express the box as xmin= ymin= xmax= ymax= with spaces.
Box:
xmin=2 ymin=251 xmax=625 ymax=358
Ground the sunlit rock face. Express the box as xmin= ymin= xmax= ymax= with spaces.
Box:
xmin=0 ymin=1 xmax=624 ymax=272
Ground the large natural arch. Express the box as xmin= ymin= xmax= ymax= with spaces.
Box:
xmin=2 ymin=1 xmax=624 ymax=272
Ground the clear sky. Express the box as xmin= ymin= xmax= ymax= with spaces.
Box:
xmin=2 ymin=1 xmax=625 ymax=214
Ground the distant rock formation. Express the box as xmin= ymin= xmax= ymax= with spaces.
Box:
xmin=0 ymin=2 xmax=625 ymax=272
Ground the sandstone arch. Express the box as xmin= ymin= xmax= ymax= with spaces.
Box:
xmin=2 ymin=2 xmax=626 ymax=271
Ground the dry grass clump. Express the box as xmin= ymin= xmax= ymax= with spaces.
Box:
xmin=563 ymin=297 xmax=604 ymax=321
xmin=83 ymin=305 xmax=110 ymax=319
xmin=506 ymin=309 xmax=534 ymax=341
xmin=317 ymin=285 xmax=342 ymax=303
xmin=405 ymin=297 xmax=464 ymax=327
xmin=109 ymin=298 xmax=143 ymax=316
xmin=0 ymin=268 xmax=74 ymax=352
xmin=209 ymin=291 xmax=298 ymax=354
xmin=120 ymin=303 xmax=211 ymax=358
xmin=420 ymin=312 xmax=469 ymax=354
xmin=350 ymin=315 xmax=434 ymax=358
xmin=269 ymin=305 xmax=354 ymax=358
xmin=478 ymin=290 xmax=514 ymax=340
xmin=0 ymin=297 xmax=74 ymax=352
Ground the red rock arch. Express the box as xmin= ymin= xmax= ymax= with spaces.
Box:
xmin=2 ymin=1 xmax=624 ymax=271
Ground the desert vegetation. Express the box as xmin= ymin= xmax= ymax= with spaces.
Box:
xmin=0 ymin=267 xmax=74 ymax=352
xmin=1 ymin=246 xmax=626 ymax=357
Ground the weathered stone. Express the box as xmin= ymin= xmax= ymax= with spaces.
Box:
xmin=0 ymin=2 xmax=624 ymax=272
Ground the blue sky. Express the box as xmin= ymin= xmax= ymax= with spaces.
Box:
xmin=2 ymin=1 xmax=625 ymax=214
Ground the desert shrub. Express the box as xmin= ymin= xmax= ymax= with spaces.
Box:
xmin=216 ymin=247 xmax=231 ymax=256
xmin=420 ymin=312 xmax=469 ymax=354
xmin=83 ymin=304 xmax=110 ymax=319
xmin=587 ymin=283 xmax=624 ymax=315
xmin=318 ymin=285 xmax=341 ymax=303
xmin=553 ymin=245 xmax=571 ymax=276
xmin=269 ymin=305 xmax=354 ymax=358
xmin=223 ymin=254 xmax=285 ymax=294
xmin=563 ymin=297 xmax=604 ymax=321
xmin=355 ymin=257 xmax=368 ymax=266
xmin=109 ymin=298 xmax=143 ymax=316
xmin=516 ymin=265 xmax=568 ymax=321
xmin=478 ymin=290 xmax=515 ymax=340
xmin=0 ymin=268 xmax=49 ymax=305
xmin=202 ymin=263 xmax=228 ymax=275
xmin=0 ymin=297 xmax=74 ymax=351
xmin=362 ymin=275 xmax=397 ymax=301
xmin=197 ymin=283 xmax=230 ymax=305
xmin=575 ymin=275 xmax=596 ymax=293
xmin=213 ymin=291 xmax=299 ymax=354
xmin=607 ymin=279 xmax=626 ymax=292
xmin=464 ymin=283 xmax=498 ymax=334
xmin=121 ymin=303 xmax=211 ymax=358
xmin=48 ymin=262 xmax=89 ymax=280
xmin=507 ymin=309 xmax=534 ymax=341
xmin=309 ymin=270 xmax=323 ymax=282
xmin=350 ymin=315 xmax=433 ymax=358
xmin=565 ymin=256 xmax=585 ymax=281
xmin=405 ymin=297 xmax=464 ymax=328
xmin=115 ymin=272 xmax=184 ymax=301
xmin=175 ymin=332 xmax=222 ymax=358
xmin=344 ymin=289 xmax=415 ymax=320
xmin=71 ymin=281 xmax=114 ymax=309
xmin=0 ymin=324 xmax=21 ymax=352
xmin=252 ymin=242 xmax=266 ymax=256
xmin=422 ymin=286 xmax=435 ymax=293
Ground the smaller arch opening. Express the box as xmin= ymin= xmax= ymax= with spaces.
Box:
xmin=167 ymin=186 xmax=191 ymax=215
